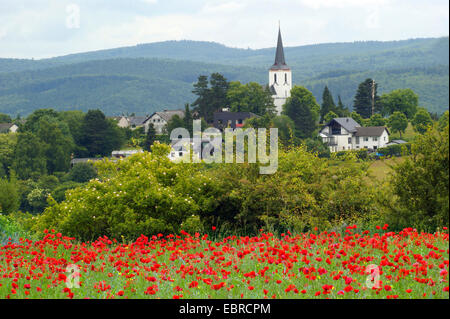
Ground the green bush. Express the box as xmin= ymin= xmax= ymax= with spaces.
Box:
xmin=386 ymin=125 xmax=449 ymax=232
xmin=35 ymin=144 xmax=203 ymax=240
xmin=0 ymin=214 xmax=29 ymax=244
xmin=34 ymin=143 xmax=381 ymax=240
xmin=51 ymin=181 xmax=83 ymax=203
xmin=0 ymin=174 xmax=19 ymax=215
xmin=378 ymin=143 xmax=411 ymax=157
xmin=66 ymin=162 xmax=97 ymax=183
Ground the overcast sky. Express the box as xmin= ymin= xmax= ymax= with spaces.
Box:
xmin=0 ymin=0 xmax=448 ymax=59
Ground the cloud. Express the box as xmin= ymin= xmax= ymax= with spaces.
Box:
xmin=201 ymin=1 xmax=245 ymax=14
xmin=298 ymin=0 xmax=390 ymax=9
xmin=0 ymin=0 xmax=448 ymax=59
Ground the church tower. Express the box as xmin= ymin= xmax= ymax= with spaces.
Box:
xmin=269 ymin=26 xmax=292 ymax=115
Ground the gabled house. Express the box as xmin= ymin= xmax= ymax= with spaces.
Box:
xmin=128 ymin=117 xmax=147 ymax=129
xmin=143 ymin=110 xmax=185 ymax=134
xmin=319 ymin=117 xmax=390 ymax=152
xmin=0 ymin=123 xmax=19 ymax=133
xmin=213 ymin=111 xmax=258 ymax=132
xmin=109 ymin=116 xmax=147 ymax=130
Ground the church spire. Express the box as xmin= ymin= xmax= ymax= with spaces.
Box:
xmin=271 ymin=25 xmax=289 ymax=70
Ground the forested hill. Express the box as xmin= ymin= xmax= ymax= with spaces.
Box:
xmin=0 ymin=37 xmax=448 ymax=116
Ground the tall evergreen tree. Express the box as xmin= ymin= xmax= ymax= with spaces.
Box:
xmin=336 ymin=95 xmax=349 ymax=117
xmin=183 ymin=103 xmax=193 ymax=134
xmin=143 ymin=123 xmax=157 ymax=151
xmin=320 ymin=86 xmax=336 ymax=122
xmin=208 ymin=73 xmax=229 ymax=122
xmin=353 ymin=78 xmax=381 ymax=119
xmin=191 ymin=75 xmax=210 ymax=122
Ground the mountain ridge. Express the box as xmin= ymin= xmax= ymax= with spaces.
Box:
xmin=0 ymin=37 xmax=448 ymax=116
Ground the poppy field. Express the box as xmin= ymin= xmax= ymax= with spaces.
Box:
xmin=0 ymin=226 xmax=448 ymax=299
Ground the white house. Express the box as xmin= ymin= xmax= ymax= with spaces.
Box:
xmin=319 ymin=117 xmax=390 ymax=152
xmin=144 ymin=110 xmax=185 ymax=134
xmin=269 ymin=27 xmax=292 ymax=115
xmin=0 ymin=123 xmax=19 ymax=133
xmin=110 ymin=116 xmax=147 ymax=130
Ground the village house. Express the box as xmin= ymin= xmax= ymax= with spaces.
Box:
xmin=143 ymin=110 xmax=185 ymax=134
xmin=319 ymin=117 xmax=390 ymax=152
xmin=213 ymin=110 xmax=258 ymax=132
xmin=0 ymin=123 xmax=19 ymax=133
xmin=109 ymin=116 xmax=147 ymax=130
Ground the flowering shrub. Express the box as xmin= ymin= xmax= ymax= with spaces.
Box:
xmin=0 ymin=226 xmax=448 ymax=299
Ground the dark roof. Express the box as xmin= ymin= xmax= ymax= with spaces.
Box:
xmin=213 ymin=111 xmax=259 ymax=120
xmin=128 ymin=116 xmax=147 ymax=126
xmin=0 ymin=123 xmax=16 ymax=133
xmin=355 ymin=126 xmax=389 ymax=137
xmin=325 ymin=117 xmax=361 ymax=133
xmin=270 ymin=28 xmax=290 ymax=71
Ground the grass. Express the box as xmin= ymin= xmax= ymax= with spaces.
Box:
xmin=368 ymin=157 xmax=407 ymax=181
xmin=390 ymin=123 xmax=418 ymax=142
xmin=0 ymin=229 xmax=448 ymax=299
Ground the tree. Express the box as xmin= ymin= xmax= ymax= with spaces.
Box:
xmin=438 ymin=111 xmax=449 ymax=131
xmin=191 ymin=75 xmax=210 ymax=121
xmin=192 ymin=73 xmax=229 ymax=123
xmin=165 ymin=115 xmax=185 ymax=136
xmin=271 ymin=115 xmax=295 ymax=145
xmin=367 ymin=113 xmax=386 ymax=126
xmin=208 ymin=73 xmax=229 ymax=121
xmin=353 ymin=78 xmax=380 ymax=118
xmin=67 ymin=163 xmax=97 ymax=183
xmin=350 ymin=111 xmax=364 ymax=126
xmin=0 ymin=172 xmax=19 ymax=215
xmin=390 ymin=125 xmax=449 ymax=231
xmin=412 ymin=108 xmax=433 ymax=134
xmin=380 ymin=89 xmax=419 ymax=118
xmin=387 ymin=112 xmax=408 ymax=137
xmin=143 ymin=123 xmax=157 ymax=151
xmin=80 ymin=110 xmax=123 ymax=157
xmin=227 ymin=82 xmax=276 ymax=116
xmin=60 ymin=110 xmax=87 ymax=155
xmin=283 ymin=86 xmax=320 ymax=139
xmin=12 ymin=132 xmax=47 ymax=180
xmin=323 ymin=111 xmax=338 ymax=124
xmin=36 ymin=119 xmax=74 ymax=173
xmin=22 ymin=109 xmax=61 ymax=133
xmin=320 ymin=86 xmax=336 ymax=122
xmin=0 ymin=113 xmax=12 ymax=123
xmin=336 ymin=95 xmax=350 ymax=117
xmin=0 ymin=133 xmax=17 ymax=177
xmin=183 ymin=103 xmax=193 ymax=135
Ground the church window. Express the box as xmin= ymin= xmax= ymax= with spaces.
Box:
xmin=274 ymin=74 xmax=277 ymax=83
xmin=285 ymin=73 xmax=288 ymax=83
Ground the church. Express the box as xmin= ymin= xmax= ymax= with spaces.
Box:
xmin=269 ymin=27 xmax=292 ymax=115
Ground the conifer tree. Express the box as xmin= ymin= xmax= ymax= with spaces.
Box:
xmin=143 ymin=123 xmax=156 ymax=151
xmin=353 ymin=78 xmax=380 ymax=119
xmin=320 ymin=86 xmax=336 ymax=122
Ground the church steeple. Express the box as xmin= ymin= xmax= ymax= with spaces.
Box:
xmin=268 ymin=24 xmax=292 ymax=115
xmin=271 ymin=26 xmax=289 ymax=70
